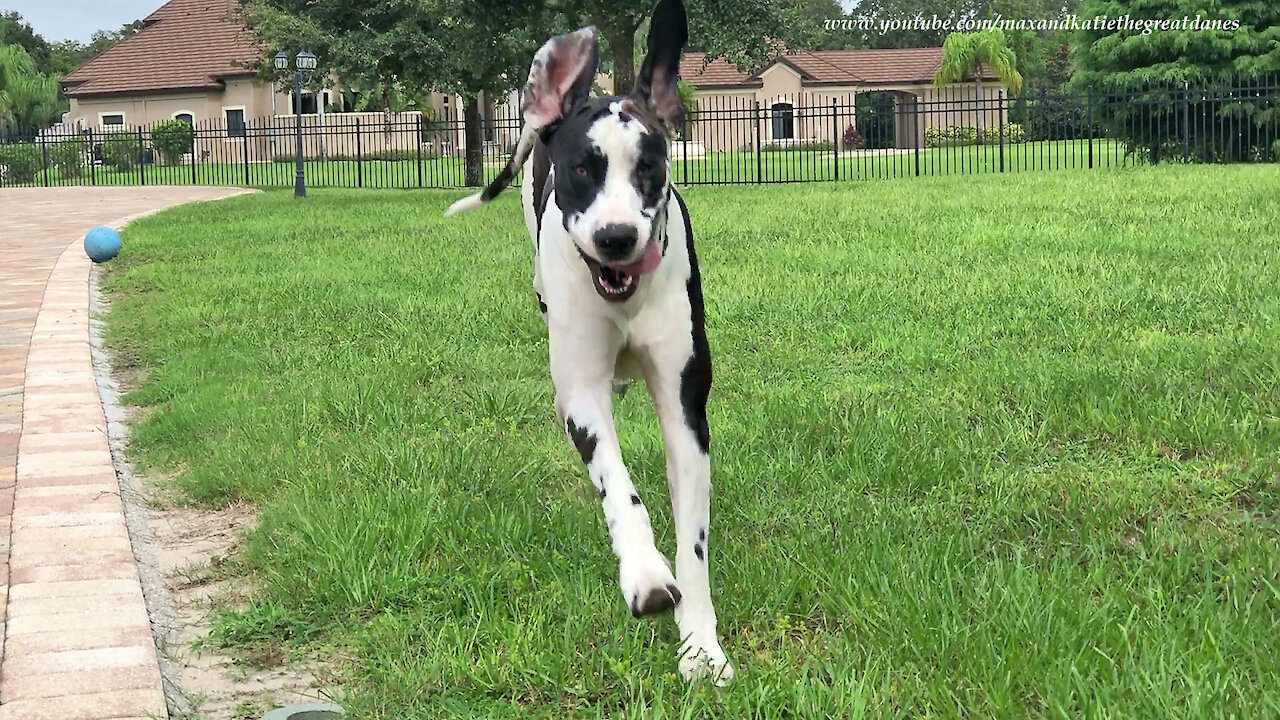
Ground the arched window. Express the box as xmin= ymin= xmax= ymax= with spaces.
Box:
xmin=771 ymin=103 xmax=794 ymax=140
xmin=174 ymin=113 xmax=194 ymax=125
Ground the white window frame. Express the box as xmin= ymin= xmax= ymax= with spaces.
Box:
xmin=222 ymin=105 xmax=247 ymax=142
xmin=288 ymin=91 xmax=331 ymax=116
xmin=98 ymin=111 xmax=126 ymax=127
xmin=769 ymin=101 xmax=796 ymax=141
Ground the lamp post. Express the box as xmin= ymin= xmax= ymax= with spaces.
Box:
xmin=275 ymin=49 xmax=317 ymax=198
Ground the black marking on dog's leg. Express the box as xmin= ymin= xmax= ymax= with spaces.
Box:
xmin=565 ymin=418 xmax=597 ymax=466
xmin=630 ymin=493 xmax=642 ymax=506
xmin=674 ymin=190 xmax=712 ymax=454
xmin=598 ymin=486 xmax=607 ymax=499
xmin=536 ymin=292 xmax=548 ymax=314
xmin=699 ymin=527 xmax=706 ymax=542
xmin=694 ymin=543 xmax=704 ymax=561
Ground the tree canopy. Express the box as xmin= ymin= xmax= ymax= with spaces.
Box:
xmin=934 ymin=28 xmax=1024 ymax=94
xmin=1071 ymin=0 xmax=1280 ymax=87
xmin=560 ymin=0 xmax=788 ymax=96
xmin=0 ymin=43 xmax=62 ymax=132
xmin=0 ymin=12 xmax=142 ymax=78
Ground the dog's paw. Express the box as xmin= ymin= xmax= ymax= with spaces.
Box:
xmin=611 ymin=378 xmax=632 ymax=397
xmin=619 ymin=554 xmax=680 ymax=617
xmin=678 ymin=638 xmax=734 ymax=686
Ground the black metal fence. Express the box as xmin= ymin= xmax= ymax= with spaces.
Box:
xmin=1 ymin=76 xmax=1276 ymax=190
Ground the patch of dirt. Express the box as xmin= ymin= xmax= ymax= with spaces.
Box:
xmin=146 ymin=498 xmax=336 ymax=720
xmin=91 ymin=253 xmax=338 ymax=719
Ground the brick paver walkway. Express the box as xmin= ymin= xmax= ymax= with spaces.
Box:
xmin=0 ymin=187 xmax=254 ymax=720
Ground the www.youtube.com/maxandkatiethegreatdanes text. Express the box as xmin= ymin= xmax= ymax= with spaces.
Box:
xmin=826 ymin=14 xmax=1243 ymax=36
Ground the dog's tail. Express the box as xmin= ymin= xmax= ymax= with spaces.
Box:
xmin=444 ymin=123 xmax=538 ymax=217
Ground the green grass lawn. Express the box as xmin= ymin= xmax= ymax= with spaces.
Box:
xmin=102 ymin=164 xmax=1280 ymax=718
xmin=19 ymin=139 xmax=1135 ymax=190
xmin=680 ymin=139 xmax=1134 ymax=184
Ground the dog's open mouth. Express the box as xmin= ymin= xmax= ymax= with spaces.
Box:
xmin=580 ymin=241 xmax=661 ymax=302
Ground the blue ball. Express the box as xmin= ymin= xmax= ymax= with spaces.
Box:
xmin=84 ymin=226 xmax=122 ymax=263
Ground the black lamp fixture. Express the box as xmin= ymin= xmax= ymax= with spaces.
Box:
xmin=276 ymin=49 xmax=318 ymax=198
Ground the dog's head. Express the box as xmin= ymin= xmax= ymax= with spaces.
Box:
xmin=446 ymin=0 xmax=688 ymax=302
xmin=527 ymin=0 xmax=686 ymax=300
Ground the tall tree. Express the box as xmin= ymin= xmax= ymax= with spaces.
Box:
xmin=1 ymin=13 xmax=142 ymax=77
xmin=1070 ymin=0 xmax=1279 ymax=162
xmin=782 ymin=0 xmax=866 ymax=50
xmin=0 ymin=13 xmax=51 ymax=71
xmin=933 ymin=29 xmax=1023 ymax=138
xmin=1072 ymin=0 xmax=1279 ymax=86
xmin=0 ymin=44 xmax=62 ymax=132
xmin=577 ymin=0 xmax=788 ymax=96
xmin=240 ymin=0 xmax=554 ymax=186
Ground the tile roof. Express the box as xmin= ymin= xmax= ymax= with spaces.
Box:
xmin=680 ymin=47 xmax=996 ymax=88
xmin=62 ymin=0 xmax=261 ymax=97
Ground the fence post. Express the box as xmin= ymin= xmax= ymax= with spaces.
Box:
xmin=682 ymin=121 xmax=689 ymax=186
xmin=1087 ymin=86 xmax=1094 ymax=169
xmin=416 ymin=114 xmax=424 ymax=189
xmin=754 ymin=100 xmax=762 ymax=183
xmin=914 ymin=94 xmax=921 ymax=177
xmin=356 ymin=117 xmax=364 ymax=188
xmin=831 ymin=96 xmax=839 ymax=181
xmin=242 ymin=120 xmax=251 ymax=186
xmin=1181 ymin=80 xmax=1190 ymax=163
xmin=88 ymin=128 xmax=97 ymax=186
xmin=40 ymin=130 xmax=50 ymax=187
xmin=190 ymin=122 xmax=198 ymax=185
xmin=138 ymin=127 xmax=146 ymax=186
xmin=998 ymin=90 xmax=1005 ymax=173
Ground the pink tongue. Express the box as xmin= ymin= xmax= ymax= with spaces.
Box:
xmin=610 ymin=240 xmax=662 ymax=276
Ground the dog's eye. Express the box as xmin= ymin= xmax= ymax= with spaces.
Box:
xmin=575 ymin=164 xmax=588 ymax=177
xmin=636 ymin=160 xmax=652 ymax=175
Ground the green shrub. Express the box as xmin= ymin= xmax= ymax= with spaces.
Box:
xmin=841 ymin=125 xmax=865 ymax=151
xmin=151 ymin=119 xmax=194 ymax=165
xmin=323 ymin=149 xmax=432 ymax=162
xmin=925 ymin=125 xmax=978 ymax=148
xmin=980 ymin=123 xmax=1027 ymax=144
xmin=49 ymin=138 xmax=89 ymax=178
xmin=1273 ymin=139 xmax=1280 ymax=163
xmin=0 ymin=142 xmax=44 ymax=183
xmin=102 ymin=133 xmax=141 ymax=172
xmin=366 ymin=149 xmax=414 ymax=162
xmin=761 ymin=140 xmax=833 ymax=153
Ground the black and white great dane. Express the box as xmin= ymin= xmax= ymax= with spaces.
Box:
xmin=445 ymin=0 xmax=732 ymax=684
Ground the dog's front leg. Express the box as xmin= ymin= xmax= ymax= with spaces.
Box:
xmin=550 ymin=325 xmax=680 ymax=618
xmin=642 ymin=340 xmax=735 ymax=685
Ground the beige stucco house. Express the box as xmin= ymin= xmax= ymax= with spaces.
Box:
xmin=58 ymin=0 xmax=496 ymax=161
xmin=62 ymin=0 xmax=296 ymax=131
xmin=678 ymin=47 xmax=1006 ymax=152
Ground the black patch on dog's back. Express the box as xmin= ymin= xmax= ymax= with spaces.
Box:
xmin=675 ymin=190 xmax=711 ymax=454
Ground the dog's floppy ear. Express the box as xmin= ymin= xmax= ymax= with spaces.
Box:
xmin=523 ymin=27 xmax=599 ymax=130
xmin=445 ymin=27 xmax=598 ymax=217
xmin=634 ymin=0 xmax=688 ymax=131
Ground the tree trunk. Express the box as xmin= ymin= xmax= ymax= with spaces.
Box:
xmin=383 ymin=85 xmax=393 ymax=141
xmin=463 ymin=94 xmax=484 ymax=187
xmin=611 ymin=32 xmax=635 ymax=97
xmin=975 ymin=77 xmax=985 ymax=145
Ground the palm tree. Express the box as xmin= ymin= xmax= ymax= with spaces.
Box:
xmin=933 ymin=30 xmax=1023 ymax=142
xmin=0 ymin=44 xmax=61 ymax=134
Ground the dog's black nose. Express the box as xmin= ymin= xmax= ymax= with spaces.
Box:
xmin=593 ymin=224 xmax=638 ymax=262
